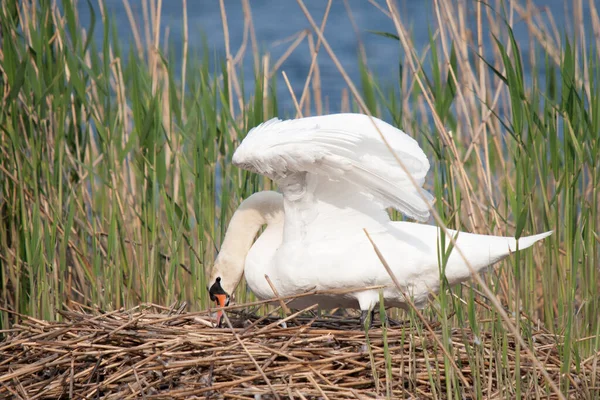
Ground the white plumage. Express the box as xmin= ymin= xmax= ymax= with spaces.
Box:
xmin=232 ymin=114 xmax=433 ymax=221
xmin=208 ymin=113 xmax=552 ymax=325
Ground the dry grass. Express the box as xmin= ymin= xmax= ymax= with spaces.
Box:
xmin=0 ymin=303 xmax=597 ymax=399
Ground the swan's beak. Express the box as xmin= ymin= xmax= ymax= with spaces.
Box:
xmin=208 ymin=277 xmax=230 ymax=328
xmin=214 ymin=294 xmax=229 ymax=327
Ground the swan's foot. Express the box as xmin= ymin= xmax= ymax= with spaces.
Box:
xmin=360 ymin=309 xmax=375 ymax=330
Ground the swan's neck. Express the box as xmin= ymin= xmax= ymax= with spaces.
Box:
xmin=209 ymin=191 xmax=283 ymax=295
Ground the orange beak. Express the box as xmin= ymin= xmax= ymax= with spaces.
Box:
xmin=214 ymin=294 xmax=228 ymax=327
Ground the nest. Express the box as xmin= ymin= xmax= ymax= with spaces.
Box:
xmin=0 ymin=303 xmax=597 ymax=399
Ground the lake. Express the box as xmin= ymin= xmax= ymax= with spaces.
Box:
xmin=79 ymin=0 xmax=591 ymax=114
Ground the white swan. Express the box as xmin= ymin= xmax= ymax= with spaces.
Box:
xmin=208 ymin=113 xmax=552 ymax=327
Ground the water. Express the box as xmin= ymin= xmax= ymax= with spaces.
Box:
xmin=78 ymin=0 xmax=590 ymax=114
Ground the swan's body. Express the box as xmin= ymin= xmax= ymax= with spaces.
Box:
xmin=208 ymin=114 xmax=552 ymax=319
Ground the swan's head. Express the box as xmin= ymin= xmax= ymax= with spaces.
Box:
xmin=208 ymin=276 xmax=230 ymax=327
xmin=207 ymin=255 xmax=242 ymax=327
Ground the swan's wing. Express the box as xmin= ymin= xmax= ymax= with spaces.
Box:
xmin=232 ymin=113 xmax=433 ymax=221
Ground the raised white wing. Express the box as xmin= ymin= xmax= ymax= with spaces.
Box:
xmin=232 ymin=113 xmax=433 ymax=221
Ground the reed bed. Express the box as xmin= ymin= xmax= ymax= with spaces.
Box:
xmin=0 ymin=303 xmax=597 ymax=399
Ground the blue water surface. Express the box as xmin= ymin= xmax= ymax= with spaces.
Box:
xmin=77 ymin=1 xmax=590 ymax=114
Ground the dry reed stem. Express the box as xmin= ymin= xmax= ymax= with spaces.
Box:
xmin=282 ymin=70 xmax=303 ymax=117
xmin=298 ymin=0 xmax=331 ymax=117
xmin=219 ymin=0 xmax=235 ymax=119
xmin=0 ymin=304 xmax=595 ymax=399
xmin=271 ymin=30 xmax=308 ymax=77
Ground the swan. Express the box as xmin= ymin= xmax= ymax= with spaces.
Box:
xmin=208 ymin=113 xmax=552 ymax=327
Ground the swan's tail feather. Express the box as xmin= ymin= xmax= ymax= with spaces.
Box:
xmin=445 ymin=230 xmax=553 ymax=284
xmin=510 ymin=230 xmax=554 ymax=252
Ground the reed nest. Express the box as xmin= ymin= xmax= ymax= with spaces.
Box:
xmin=0 ymin=303 xmax=597 ymax=399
